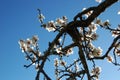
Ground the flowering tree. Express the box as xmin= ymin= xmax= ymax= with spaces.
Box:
xmin=19 ymin=0 xmax=120 ymax=80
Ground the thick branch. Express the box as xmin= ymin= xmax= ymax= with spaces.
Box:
xmin=86 ymin=0 xmax=118 ymax=26
xmin=73 ymin=0 xmax=118 ymax=28
xmin=78 ymin=44 xmax=91 ymax=80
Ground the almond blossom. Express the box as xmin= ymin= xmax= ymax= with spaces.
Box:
xmin=88 ymin=42 xmax=95 ymax=50
xmin=55 ymin=17 xmax=67 ymax=26
xmin=91 ymin=66 xmax=102 ymax=79
xmin=115 ymin=49 xmax=120 ymax=56
xmin=60 ymin=60 xmax=66 ymax=67
xmin=112 ymin=30 xmax=119 ymax=37
xmin=82 ymin=8 xmax=93 ymax=18
xmin=18 ymin=35 xmax=39 ymax=53
xmin=91 ymin=33 xmax=99 ymax=41
xmin=92 ymin=47 xmax=103 ymax=57
xmin=56 ymin=47 xmax=63 ymax=55
xmin=95 ymin=0 xmax=102 ymax=3
xmin=103 ymin=19 xmax=110 ymax=27
xmin=88 ymin=22 xmax=98 ymax=32
xmin=18 ymin=40 xmax=26 ymax=52
xmin=106 ymin=55 xmax=113 ymax=63
xmin=45 ymin=20 xmax=56 ymax=32
xmin=118 ymin=11 xmax=120 ymax=15
xmin=114 ymin=43 xmax=120 ymax=56
xmin=95 ymin=18 xmax=102 ymax=25
xmin=62 ymin=16 xmax=67 ymax=21
xmin=31 ymin=35 xmax=39 ymax=47
xmin=66 ymin=48 xmax=73 ymax=56
xmin=54 ymin=58 xmax=59 ymax=67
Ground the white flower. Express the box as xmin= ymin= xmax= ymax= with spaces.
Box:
xmin=106 ymin=55 xmax=113 ymax=63
xmin=82 ymin=8 xmax=92 ymax=19
xmin=89 ymin=22 xmax=98 ymax=32
xmin=82 ymin=8 xmax=86 ymax=11
xmin=31 ymin=35 xmax=39 ymax=46
xmin=66 ymin=48 xmax=73 ymax=55
xmin=32 ymin=35 xmax=39 ymax=42
xmin=115 ymin=49 xmax=120 ymax=56
xmin=26 ymin=38 xmax=32 ymax=47
xmin=54 ymin=58 xmax=59 ymax=67
xmin=88 ymin=43 xmax=95 ymax=50
xmin=112 ymin=30 xmax=119 ymax=37
xmin=58 ymin=38 xmax=62 ymax=43
xmin=18 ymin=40 xmax=25 ymax=49
xmin=60 ymin=60 xmax=66 ymax=66
xmin=34 ymin=50 xmax=41 ymax=57
xmin=46 ymin=26 xmax=56 ymax=32
xmin=45 ymin=21 xmax=56 ymax=32
xmin=89 ymin=52 xmax=94 ymax=58
xmin=91 ymin=33 xmax=99 ymax=41
xmin=53 ymin=44 xmax=57 ymax=49
xmin=95 ymin=18 xmax=102 ymax=25
xmin=91 ymin=67 xmax=101 ymax=80
xmin=103 ymin=19 xmax=110 ymax=27
xmin=91 ymin=66 xmax=102 ymax=78
xmin=62 ymin=16 xmax=68 ymax=23
xmin=48 ymin=21 xmax=56 ymax=27
xmin=38 ymin=13 xmax=45 ymax=23
xmin=55 ymin=18 xmax=65 ymax=26
xmin=92 ymin=47 xmax=102 ymax=57
xmin=116 ymin=43 xmax=120 ymax=49
xmin=91 ymin=66 xmax=101 ymax=74
xmin=86 ymin=11 xmax=93 ymax=17
xmin=26 ymin=46 xmax=33 ymax=53
xmin=118 ymin=11 xmax=120 ymax=15
xmin=38 ymin=51 xmax=41 ymax=57
xmin=95 ymin=0 xmax=102 ymax=3
xmin=18 ymin=40 xmax=27 ymax=52
xmin=19 ymin=35 xmax=39 ymax=53
xmin=56 ymin=47 xmax=62 ymax=54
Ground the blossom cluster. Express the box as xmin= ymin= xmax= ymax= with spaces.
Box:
xmin=55 ymin=46 xmax=73 ymax=56
xmin=54 ymin=58 xmax=67 ymax=79
xmin=18 ymin=35 xmax=39 ymax=53
xmin=19 ymin=5 xmax=120 ymax=79
xmin=106 ymin=32 xmax=120 ymax=63
xmin=41 ymin=16 xmax=68 ymax=32
xmin=88 ymin=43 xmax=103 ymax=58
xmin=86 ymin=22 xmax=98 ymax=41
xmin=82 ymin=8 xmax=93 ymax=19
xmin=95 ymin=18 xmax=111 ymax=28
xmin=77 ymin=17 xmax=99 ymax=42
xmin=18 ymin=35 xmax=41 ymax=71
xmin=54 ymin=58 xmax=67 ymax=67
xmin=91 ymin=66 xmax=102 ymax=79
xmin=95 ymin=18 xmax=120 ymax=38
xmin=54 ymin=58 xmax=79 ymax=71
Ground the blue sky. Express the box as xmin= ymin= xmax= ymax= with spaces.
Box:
xmin=0 ymin=0 xmax=120 ymax=80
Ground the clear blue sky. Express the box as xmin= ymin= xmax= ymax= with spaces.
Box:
xmin=0 ymin=0 xmax=120 ymax=80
